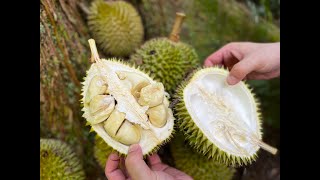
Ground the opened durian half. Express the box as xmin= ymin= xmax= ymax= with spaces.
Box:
xmin=175 ymin=67 xmax=278 ymax=166
xmin=81 ymin=39 xmax=174 ymax=156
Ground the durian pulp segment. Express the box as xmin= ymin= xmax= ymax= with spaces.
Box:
xmin=82 ymin=59 xmax=174 ymax=155
xmin=183 ymin=68 xmax=261 ymax=157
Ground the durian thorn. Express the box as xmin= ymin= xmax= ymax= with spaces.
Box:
xmin=88 ymin=39 xmax=100 ymax=63
xmin=169 ymin=12 xmax=186 ymax=42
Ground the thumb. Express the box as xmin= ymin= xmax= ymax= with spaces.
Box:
xmin=125 ymin=144 xmax=153 ymax=180
xmin=227 ymin=57 xmax=257 ymax=85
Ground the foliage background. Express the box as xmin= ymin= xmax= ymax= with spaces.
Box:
xmin=40 ymin=0 xmax=280 ymax=179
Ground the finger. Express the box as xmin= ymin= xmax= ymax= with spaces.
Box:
xmin=162 ymin=166 xmax=193 ymax=180
xmin=120 ymin=156 xmax=129 ymax=178
xmin=227 ymin=57 xmax=258 ymax=85
xmin=105 ymin=153 xmax=126 ymax=180
xmin=147 ymin=154 xmax=162 ymax=166
xmin=204 ymin=43 xmax=243 ymax=67
xmin=125 ymin=144 xmax=153 ymax=180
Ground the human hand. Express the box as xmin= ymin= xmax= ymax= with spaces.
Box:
xmin=204 ymin=42 xmax=280 ymax=85
xmin=105 ymin=144 xmax=193 ymax=180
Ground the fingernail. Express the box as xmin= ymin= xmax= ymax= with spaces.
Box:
xmin=128 ymin=144 xmax=139 ymax=153
xmin=227 ymin=75 xmax=238 ymax=85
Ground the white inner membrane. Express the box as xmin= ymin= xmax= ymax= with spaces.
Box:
xmin=184 ymin=71 xmax=261 ymax=157
xmin=83 ymin=60 xmax=174 ymax=155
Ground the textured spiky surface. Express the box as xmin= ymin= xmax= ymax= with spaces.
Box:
xmin=88 ymin=0 xmax=144 ymax=57
xmin=130 ymin=38 xmax=200 ymax=95
xmin=94 ymin=135 xmax=114 ymax=168
xmin=174 ymin=67 xmax=263 ymax=166
xmin=170 ymin=133 xmax=235 ymax=180
xmin=40 ymin=138 xmax=85 ymax=180
xmin=81 ymin=57 xmax=175 ymax=156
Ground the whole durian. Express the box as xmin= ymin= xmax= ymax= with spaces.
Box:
xmin=170 ymin=133 xmax=235 ymax=180
xmin=40 ymin=138 xmax=85 ymax=180
xmin=81 ymin=39 xmax=175 ymax=156
xmin=88 ymin=0 xmax=144 ymax=57
xmin=130 ymin=13 xmax=200 ymax=95
xmin=94 ymin=134 xmax=114 ymax=168
xmin=174 ymin=67 xmax=278 ymax=166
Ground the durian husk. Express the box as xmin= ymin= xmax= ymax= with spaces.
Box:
xmin=130 ymin=38 xmax=200 ymax=95
xmin=174 ymin=67 xmax=263 ymax=166
xmin=40 ymin=138 xmax=85 ymax=180
xmin=170 ymin=133 xmax=236 ymax=180
xmin=88 ymin=0 xmax=144 ymax=57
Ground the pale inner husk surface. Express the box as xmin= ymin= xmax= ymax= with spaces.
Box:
xmin=82 ymin=60 xmax=174 ymax=155
xmin=184 ymin=69 xmax=261 ymax=157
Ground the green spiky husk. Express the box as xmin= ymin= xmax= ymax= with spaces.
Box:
xmin=88 ymin=0 xmax=144 ymax=57
xmin=174 ymin=67 xmax=263 ymax=166
xmin=94 ymin=135 xmax=115 ymax=168
xmin=170 ymin=133 xmax=236 ymax=180
xmin=40 ymin=138 xmax=85 ymax=180
xmin=130 ymin=38 xmax=200 ymax=95
xmin=81 ymin=58 xmax=175 ymax=157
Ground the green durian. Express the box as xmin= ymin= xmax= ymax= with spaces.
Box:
xmin=81 ymin=39 xmax=174 ymax=156
xmin=94 ymin=135 xmax=114 ymax=168
xmin=170 ymin=133 xmax=235 ymax=180
xmin=88 ymin=0 xmax=144 ymax=57
xmin=40 ymin=138 xmax=85 ymax=180
xmin=130 ymin=13 xmax=200 ymax=95
xmin=174 ymin=67 xmax=278 ymax=166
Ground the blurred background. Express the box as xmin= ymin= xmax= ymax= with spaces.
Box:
xmin=40 ymin=0 xmax=279 ymax=179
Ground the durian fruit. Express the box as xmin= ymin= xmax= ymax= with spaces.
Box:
xmin=40 ymin=138 xmax=85 ymax=180
xmin=94 ymin=134 xmax=114 ymax=168
xmin=174 ymin=67 xmax=278 ymax=166
xmin=88 ymin=0 xmax=144 ymax=57
xmin=81 ymin=39 xmax=175 ymax=156
xmin=170 ymin=133 xmax=235 ymax=180
xmin=130 ymin=12 xmax=200 ymax=95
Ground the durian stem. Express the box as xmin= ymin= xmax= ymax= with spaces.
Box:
xmin=88 ymin=39 xmax=100 ymax=63
xmin=169 ymin=12 xmax=186 ymax=42
xmin=254 ymin=139 xmax=278 ymax=155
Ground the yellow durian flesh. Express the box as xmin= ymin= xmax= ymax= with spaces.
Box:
xmin=146 ymin=104 xmax=167 ymax=128
xmin=138 ymin=83 xmax=164 ymax=107
xmin=81 ymin=39 xmax=174 ymax=156
xmin=85 ymin=75 xmax=108 ymax=104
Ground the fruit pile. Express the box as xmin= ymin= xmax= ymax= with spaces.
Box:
xmin=40 ymin=1 xmax=278 ymax=179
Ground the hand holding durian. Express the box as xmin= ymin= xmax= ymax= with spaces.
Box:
xmin=204 ymin=42 xmax=280 ymax=85
xmin=82 ymin=3 xmax=280 ymax=179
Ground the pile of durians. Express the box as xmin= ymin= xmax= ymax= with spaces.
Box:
xmin=40 ymin=1 xmax=278 ymax=179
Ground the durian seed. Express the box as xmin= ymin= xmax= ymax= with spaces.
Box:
xmin=138 ymin=83 xmax=164 ymax=107
xmin=146 ymin=103 xmax=167 ymax=128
